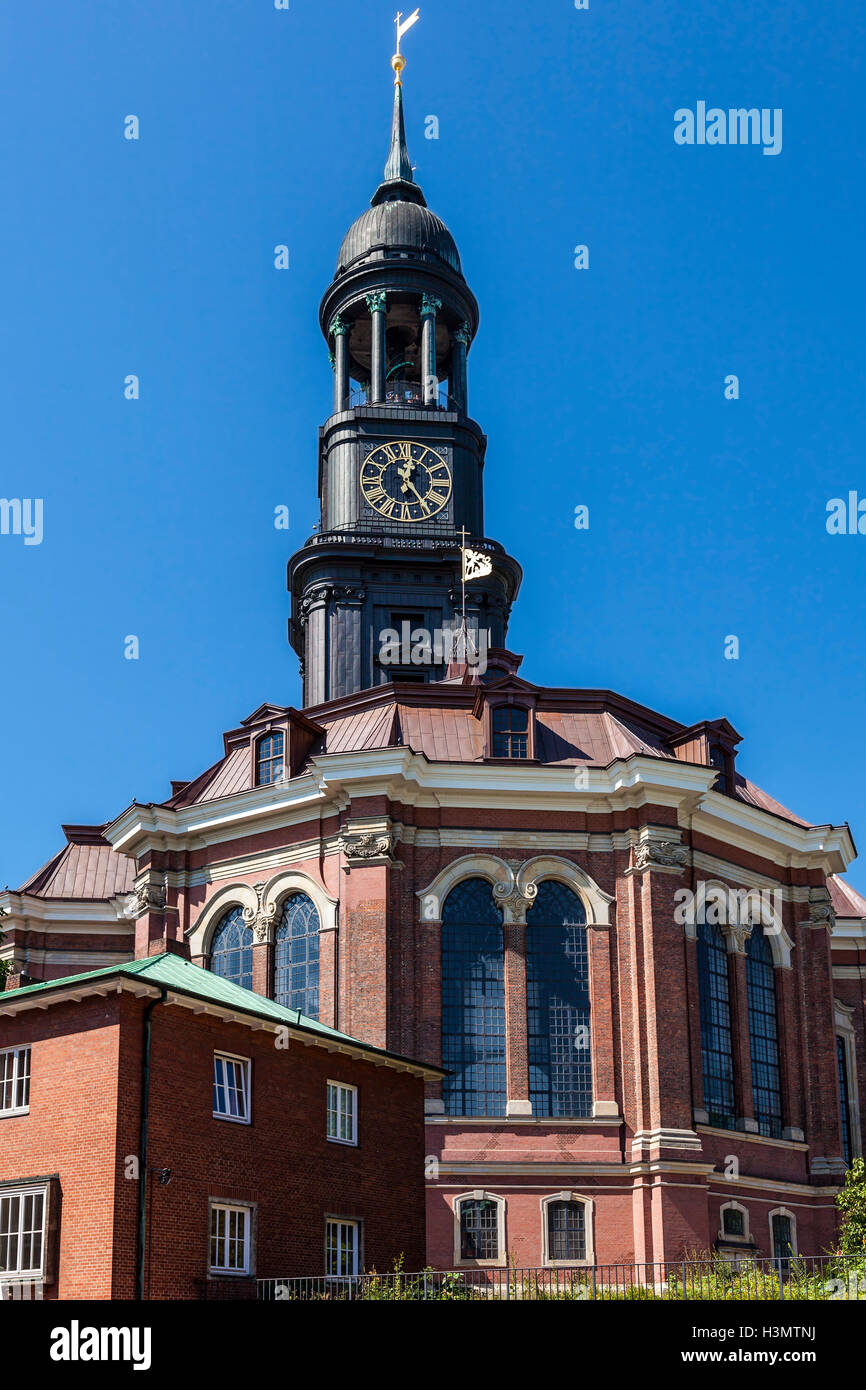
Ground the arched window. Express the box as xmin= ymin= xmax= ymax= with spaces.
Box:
xmin=838 ymin=1036 xmax=853 ymax=1167
xmin=274 ymin=892 xmax=320 ymax=1019
xmin=210 ymin=906 xmax=253 ymax=991
xmin=746 ymin=926 xmax=783 ymax=1138
xmin=697 ymin=919 xmax=735 ymax=1130
xmin=526 ymin=882 xmax=591 ymax=1118
xmin=441 ymin=878 xmax=505 ymax=1117
xmin=255 ymin=731 xmax=285 ymax=786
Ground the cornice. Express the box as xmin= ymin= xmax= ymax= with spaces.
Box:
xmin=97 ymin=749 xmax=854 ymax=882
xmin=0 ymin=891 xmax=133 ymax=928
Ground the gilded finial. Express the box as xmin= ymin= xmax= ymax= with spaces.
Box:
xmin=392 ymin=8 xmax=420 ymax=84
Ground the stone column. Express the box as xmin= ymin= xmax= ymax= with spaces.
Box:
xmin=587 ymin=921 xmax=619 ymax=1118
xmin=366 ymin=291 xmax=387 ymax=403
xmin=776 ymin=963 xmax=804 ymax=1140
xmin=330 ymin=313 xmax=350 ymax=414
xmin=243 ymin=883 xmax=277 ymax=999
xmin=503 ymin=920 xmax=530 ymax=1116
xmin=420 ymin=294 xmax=442 ymax=405
xmin=800 ymin=888 xmax=847 ymax=1178
xmin=451 ymin=321 xmax=470 ymax=413
xmin=683 ymin=927 xmax=707 ymax=1123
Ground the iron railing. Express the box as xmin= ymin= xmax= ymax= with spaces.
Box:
xmin=0 ymin=1280 xmax=43 ymax=1301
xmin=349 ymin=382 xmax=461 ymax=412
xmin=257 ymin=1256 xmax=866 ymax=1302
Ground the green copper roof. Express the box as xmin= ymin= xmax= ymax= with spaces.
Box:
xmin=371 ymin=80 xmax=426 ymax=208
xmin=0 ymin=953 xmax=442 ymax=1075
xmin=383 ymin=82 xmax=414 ymax=186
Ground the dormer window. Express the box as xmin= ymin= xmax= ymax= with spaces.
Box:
xmin=255 ymin=731 xmax=285 ymax=786
xmin=492 ymin=706 xmax=529 ymax=759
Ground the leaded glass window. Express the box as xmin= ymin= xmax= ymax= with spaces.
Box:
xmin=838 ymin=1036 xmax=853 ymax=1167
xmin=459 ymin=1199 xmax=499 ymax=1261
xmin=275 ymin=893 xmax=320 ymax=1019
xmin=722 ymin=1205 xmax=745 ymax=1237
xmin=526 ymin=882 xmax=592 ymax=1118
xmin=697 ymin=919 xmax=736 ymax=1129
xmin=210 ymin=906 xmax=253 ymax=991
xmin=441 ymin=878 xmax=506 ymax=1117
xmin=547 ymin=1200 xmax=587 ymax=1262
xmin=771 ymin=1212 xmax=794 ymax=1265
xmin=746 ymin=927 xmax=783 ymax=1139
xmin=256 ymin=731 xmax=285 ymax=786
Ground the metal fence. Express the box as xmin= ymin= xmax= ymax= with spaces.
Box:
xmin=258 ymin=1256 xmax=866 ymax=1301
xmin=0 ymin=1280 xmax=43 ymax=1301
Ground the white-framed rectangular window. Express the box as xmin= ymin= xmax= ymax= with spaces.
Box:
xmin=212 ymin=1052 xmax=251 ymax=1124
xmin=326 ymin=1081 xmax=358 ymax=1145
xmin=0 ymin=1186 xmax=46 ymax=1279
xmin=325 ymin=1218 xmax=360 ymax=1278
xmin=209 ymin=1202 xmax=252 ymax=1275
xmin=0 ymin=1047 xmax=31 ymax=1118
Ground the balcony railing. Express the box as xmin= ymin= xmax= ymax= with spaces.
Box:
xmin=348 ymin=381 xmax=461 ymax=412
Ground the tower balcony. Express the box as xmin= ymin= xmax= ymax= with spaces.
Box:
xmin=349 ymin=380 xmax=462 ymax=413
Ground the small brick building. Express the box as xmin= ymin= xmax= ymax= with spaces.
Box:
xmin=0 ymin=952 xmax=438 ymax=1298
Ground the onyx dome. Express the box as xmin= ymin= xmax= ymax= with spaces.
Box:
xmin=336 ymin=198 xmax=462 ymax=277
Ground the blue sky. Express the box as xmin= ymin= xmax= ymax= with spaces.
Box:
xmin=1 ymin=0 xmax=864 ymax=890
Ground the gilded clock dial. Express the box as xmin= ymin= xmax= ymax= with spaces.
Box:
xmin=361 ymin=441 xmax=452 ymax=523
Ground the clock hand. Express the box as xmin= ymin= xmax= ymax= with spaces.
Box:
xmin=400 ymin=474 xmax=425 ymax=503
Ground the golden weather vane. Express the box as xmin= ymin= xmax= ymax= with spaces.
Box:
xmin=392 ymin=8 xmax=420 ymax=83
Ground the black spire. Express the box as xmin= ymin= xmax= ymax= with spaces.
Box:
xmin=371 ymin=70 xmax=426 ymax=207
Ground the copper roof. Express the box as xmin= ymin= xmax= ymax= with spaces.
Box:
xmin=18 ymin=827 xmax=134 ymax=901
xmin=829 ymin=874 xmax=866 ymax=918
xmin=14 ymin=681 xmax=848 ymax=899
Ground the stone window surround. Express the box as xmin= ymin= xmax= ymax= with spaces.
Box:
xmin=187 ymin=871 xmax=338 ymax=959
xmin=452 ymin=1190 xmax=507 ymax=1269
xmin=835 ymin=999 xmax=862 ymax=1160
xmin=540 ymin=1191 xmax=595 ymax=1267
xmin=418 ymin=854 xmax=617 ymax=1122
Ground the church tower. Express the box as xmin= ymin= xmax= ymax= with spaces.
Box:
xmin=287 ymin=27 xmax=522 ymax=707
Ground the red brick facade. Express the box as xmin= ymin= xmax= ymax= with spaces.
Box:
xmin=0 ymin=979 xmax=430 ymax=1297
xmin=2 ymin=685 xmax=865 ymax=1279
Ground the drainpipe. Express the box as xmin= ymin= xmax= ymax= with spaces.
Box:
xmin=136 ymin=987 xmax=167 ymax=1301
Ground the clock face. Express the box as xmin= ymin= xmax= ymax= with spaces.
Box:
xmin=360 ymin=441 xmax=452 ymax=523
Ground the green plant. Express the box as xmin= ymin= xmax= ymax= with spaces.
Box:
xmin=837 ymin=1158 xmax=866 ymax=1258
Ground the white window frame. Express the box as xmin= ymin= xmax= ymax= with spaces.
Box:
xmin=718 ymin=1200 xmax=751 ymax=1244
xmin=453 ymin=1190 xmax=506 ymax=1268
xmin=0 ymin=1184 xmax=48 ymax=1281
xmin=325 ymin=1217 xmax=360 ymax=1278
xmin=541 ymin=1192 xmax=594 ymax=1267
xmin=768 ymin=1206 xmax=798 ymax=1259
xmin=208 ymin=1201 xmax=253 ymax=1276
xmin=212 ymin=1052 xmax=251 ymax=1125
xmin=326 ymin=1081 xmax=358 ymax=1146
xmin=0 ymin=1046 xmax=31 ymax=1118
